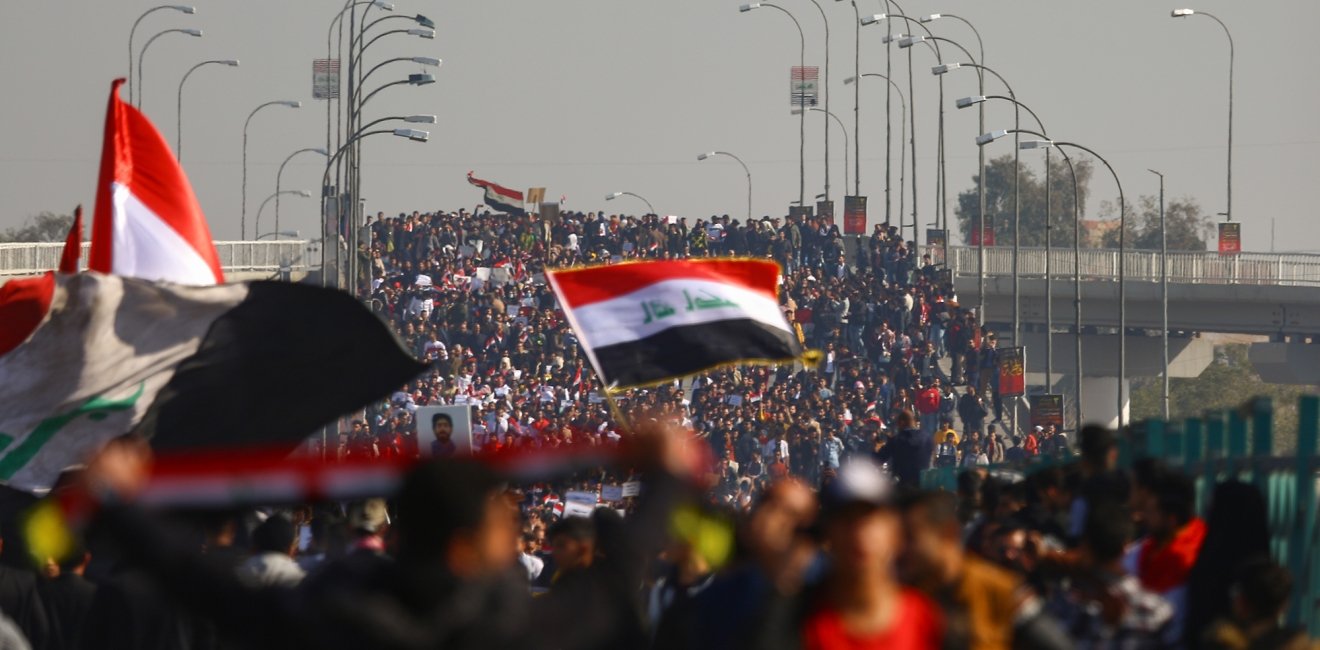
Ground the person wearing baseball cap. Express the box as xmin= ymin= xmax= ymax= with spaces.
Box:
xmin=751 ymin=459 xmax=945 ymax=649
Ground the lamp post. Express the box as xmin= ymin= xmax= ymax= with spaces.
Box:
xmin=243 ymin=100 xmax=302 ymax=240
xmin=137 ymin=28 xmax=202 ymax=110
xmin=1022 ymin=139 xmax=1127 ymax=429
xmin=861 ymin=18 xmax=916 ymax=240
xmin=741 ymin=3 xmax=806 ymax=207
xmin=320 ymin=128 xmax=429 ymax=289
xmin=801 ymin=0 xmax=832 ymax=205
xmin=276 ymin=148 xmax=331 ymax=237
xmin=256 ymin=191 xmax=313 ymax=238
xmin=962 ymin=96 xmax=1052 ymax=391
xmin=327 ymin=1 xmax=395 ymax=201
xmin=793 ymin=108 xmax=850 ymax=198
xmin=1171 ymin=9 xmax=1233 ymax=225
xmin=836 ymin=0 xmax=861 ymax=198
xmin=605 ymin=192 xmax=657 ymax=217
xmin=1149 ymin=168 xmax=1169 ymax=420
xmin=128 ymin=4 xmax=195 ymax=106
xmin=845 ymin=74 xmax=906 ymax=227
xmin=176 ymin=59 xmax=238 ymax=160
xmin=949 ymin=62 xmax=1018 ymax=347
xmin=698 ymin=152 xmax=753 ymax=222
xmin=360 ymin=56 xmax=441 ymax=88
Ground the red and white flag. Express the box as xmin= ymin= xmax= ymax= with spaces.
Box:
xmin=89 ymin=79 xmax=223 ymax=286
xmin=546 ymin=259 xmax=803 ymax=389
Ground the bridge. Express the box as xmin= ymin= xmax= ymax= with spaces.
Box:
xmin=0 ymin=240 xmax=312 ymax=283
xmin=935 ymin=245 xmax=1320 ymax=425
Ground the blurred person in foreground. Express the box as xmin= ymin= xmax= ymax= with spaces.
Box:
xmin=1046 ymin=501 xmax=1173 ymax=649
xmin=74 ymin=423 xmax=694 ymax=650
xmin=1201 ymin=558 xmax=1309 ymax=650
xmin=749 ymin=459 xmax=944 ymax=650
xmin=899 ymin=491 xmax=1069 ymax=650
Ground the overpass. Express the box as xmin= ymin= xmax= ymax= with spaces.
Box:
xmin=936 ymin=245 xmax=1320 ymax=425
xmin=0 ymin=240 xmax=312 ymax=283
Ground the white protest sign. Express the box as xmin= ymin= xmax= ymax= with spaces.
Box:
xmin=601 ymin=484 xmax=624 ymax=502
xmin=563 ymin=490 xmax=598 ymax=519
xmin=621 ymin=481 xmax=641 ymax=498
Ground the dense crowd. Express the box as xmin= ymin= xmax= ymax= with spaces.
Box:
xmin=0 ymin=206 xmax=1306 ymax=650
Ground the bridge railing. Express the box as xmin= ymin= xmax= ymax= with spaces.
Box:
xmin=942 ymin=245 xmax=1320 ymax=287
xmin=0 ymin=241 xmax=310 ymax=277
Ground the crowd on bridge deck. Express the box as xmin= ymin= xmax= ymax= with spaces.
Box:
xmin=0 ymin=205 xmax=1307 ymax=650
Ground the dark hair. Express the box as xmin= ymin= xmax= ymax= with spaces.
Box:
xmin=395 ymin=459 xmax=503 ymax=561
xmin=1233 ymin=558 xmax=1293 ymax=621
xmin=252 ymin=514 xmax=297 ymax=555
xmin=1084 ymin=501 xmax=1133 ymax=563
xmin=901 ymin=490 xmax=960 ymax=531
xmin=548 ymin=516 xmax=596 ymax=543
xmin=1079 ymin=425 xmax=1115 ymax=465
xmin=432 ymin=412 xmax=453 ymax=428
xmin=1153 ymin=470 xmax=1196 ymax=524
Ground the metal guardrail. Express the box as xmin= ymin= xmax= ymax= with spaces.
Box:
xmin=939 ymin=245 xmax=1320 ymax=287
xmin=0 ymin=241 xmax=309 ymax=277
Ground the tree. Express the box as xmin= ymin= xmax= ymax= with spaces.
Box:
xmin=954 ymin=153 xmax=1094 ymax=248
xmin=1128 ymin=344 xmax=1315 ymax=454
xmin=0 ymin=212 xmax=75 ymax=243
xmin=1099 ymin=196 xmax=1212 ymax=251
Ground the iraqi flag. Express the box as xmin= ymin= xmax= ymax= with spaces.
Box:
xmin=467 ymin=172 xmax=526 ymax=215
xmin=0 ymin=272 xmax=425 ymax=490
xmin=89 ymin=79 xmax=222 ymax=286
xmin=545 ymin=259 xmax=804 ymax=389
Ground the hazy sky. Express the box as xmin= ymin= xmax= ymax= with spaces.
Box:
xmin=1 ymin=1 xmax=1317 ymax=251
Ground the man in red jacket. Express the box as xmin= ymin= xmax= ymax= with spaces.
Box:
xmin=915 ymin=379 xmax=943 ymax=441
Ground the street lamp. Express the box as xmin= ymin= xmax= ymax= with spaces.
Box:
xmin=258 ymin=230 xmax=300 ymax=241
xmin=845 ymin=74 xmax=907 ymax=229
xmin=799 ymin=0 xmax=832 ymax=205
xmin=256 ymin=190 xmax=313 ymax=238
xmin=127 ymin=4 xmax=195 ymax=106
xmin=944 ymin=61 xmax=1018 ymax=337
xmin=243 ymin=101 xmax=302 ymax=240
xmin=862 ymin=14 xmax=931 ymax=241
xmin=1021 ymin=139 xmax=1128 ymax=430
xmin=1170 ymin=8 xmax=1234 ymax=225
xmin=605 ymin=192 xmax=657 ymax=216
xmin=793 ymin=108 xmax=850 ymax=199
xmin=276 ymin=148 xmax=331 ymax=236
xmin=835 ymin=0 xmax=861 ymax=198
xmin=697 ymin=151 xmax=753 ymax=222
xmin=320 ymin=128 xmax=429 ymax=290
xmin=741 ymin=2 xmax=807 ymax=207
xmin=360 ymin=56 xmax=442 ymax=88
xmin=1149 ymin=168 xmax=1169 ymax=420
xmin=137 ymin=28 xmax=202 ymax=110
xmin=176 ymin=59 xmax=239 ymax=160
xmin=353 ymin=74 xmax=435 ymax=119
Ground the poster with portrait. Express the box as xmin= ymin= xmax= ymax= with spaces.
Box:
xmin=843 ymin=195 xmax=867 ymax=234
xmin=417 ymin=404 xmax=474 ymax=457
xmin=1030 ymin=394 xmax=1064 ymax=430
xmin=1218 ymin=221 xmax=1241 ymax=255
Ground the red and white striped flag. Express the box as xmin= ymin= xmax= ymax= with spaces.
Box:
xmin=89 ymin=79 xmax=223 ymax=286
xmin=546 ymin=259 xmax=804 ymax=389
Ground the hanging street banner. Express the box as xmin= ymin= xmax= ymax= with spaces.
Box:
xmin=526 ymin=187 xmax=546 ymax=207
xmin=998 ymin=346 xmax=1026 ymax=397
xmin=1218 ymin=221 xmax=1241 ymax=256
xmin=539 ymin=201 xmax=561 ymax=225
xmin=788 ymin=205 xmax=813 ymax=221
xmin=843 ymin=196 xmax=867 ymax=235
xmin=790 ymin=66 xmax=819 ymax=107
xmin=816 ymin=200 xmax=834 ymax=226
xmin=970 ymin=216 xmax=995 ymax=247
xmin=926 ymin=228 xmax=947 ymax=248
xmin=312 ymin=59 xmax=340 ymax=100
xmin=1030 ymin=394 xmax=1065 ymax=430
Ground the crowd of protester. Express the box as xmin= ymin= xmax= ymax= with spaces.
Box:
xmin=0 ymin=205 xmax=1307 ymax=650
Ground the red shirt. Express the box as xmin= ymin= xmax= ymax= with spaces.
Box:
xmin=915 ymin=388 xmax=941 ymax=415
xmin=803 ymin=588 xmax=944 ymax=650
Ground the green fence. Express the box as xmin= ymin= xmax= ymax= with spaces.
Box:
xmin=921 ymin=395 xmax=1320 ymax=633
